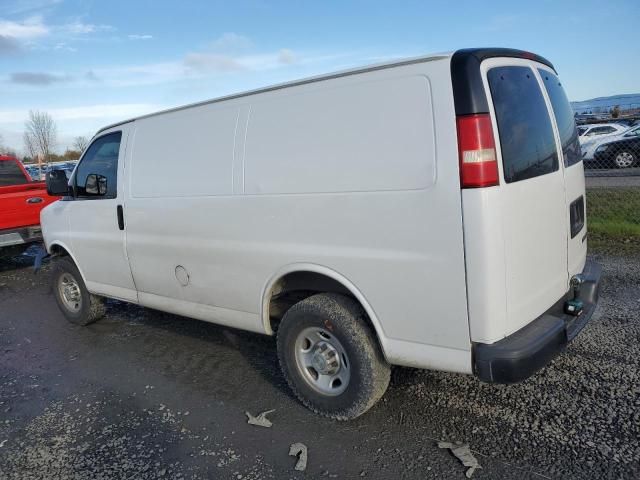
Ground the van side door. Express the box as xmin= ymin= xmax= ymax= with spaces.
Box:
xmin=66 ymin=126 xmax=137 ymax=302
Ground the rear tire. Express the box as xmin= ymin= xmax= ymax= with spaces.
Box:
xmin=614 ymin=150 xmax=636 ymax=168
xmin=277 ymin=293 xmax=390 ymax=420
xmin=52 ymin=257 xmax=105 ymax=326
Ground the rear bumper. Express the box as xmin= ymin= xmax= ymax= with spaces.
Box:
xmin=473 ymin=259 xmax=602 ymax=383
xmin=0 ymin=225 xmax=42 ymax=248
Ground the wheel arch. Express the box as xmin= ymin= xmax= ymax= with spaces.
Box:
xmin=48 ymin=241 xmax=89 ymax=285
xmin=261 ymin=263 xmax=388 ymax=357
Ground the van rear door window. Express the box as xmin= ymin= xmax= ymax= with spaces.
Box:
xmin=487 ymin=66 xmax=558 ymax=183
xmin=539 ymin=69 xmax=582 ymax=168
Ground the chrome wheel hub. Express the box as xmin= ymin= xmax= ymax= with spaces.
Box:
xmin=58 ymin=272 xmax=82 ymax=313
xmin=310 ymin=341 xmax=341 ymax=375
xmin=294 ymin=327 xmax=350 ymax=396
xmin=616 ymin=152 xmax=634 ymax=168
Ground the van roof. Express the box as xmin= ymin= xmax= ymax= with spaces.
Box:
xmin=96 ymin=48 xmax=554 ymax=135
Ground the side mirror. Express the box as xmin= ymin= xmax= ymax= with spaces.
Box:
xmin=46 ymin=170 xmax=70 ymax=196
xmin=85 ymin=173 xmax=108 ymax=196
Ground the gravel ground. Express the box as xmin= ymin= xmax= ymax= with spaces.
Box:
xmin=0 ymin=251 xmax=638 ymax=479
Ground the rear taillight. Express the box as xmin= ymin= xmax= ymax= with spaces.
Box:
xmin=457 ymin=114 xmax=499 ymax=188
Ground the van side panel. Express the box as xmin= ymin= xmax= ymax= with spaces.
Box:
xmin=124 ymin=59 xmax=472 ymax=373
xmin=130 ymin=105 xmax=239 ymax=198
xmin=244 ymin=75 xmax=435 ymax=194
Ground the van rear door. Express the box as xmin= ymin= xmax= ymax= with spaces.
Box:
xmin=536 ymin=67 xmax=586 ymax=279
xmin=454 ymin=49 xmax=588 ymax=346
xmin=481 ymin=58 xmax=570 ymax=337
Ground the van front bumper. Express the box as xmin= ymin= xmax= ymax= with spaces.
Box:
xmin=473 ymin=259 xmax=602 ymax=383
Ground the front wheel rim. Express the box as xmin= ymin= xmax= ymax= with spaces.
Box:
xmin=58 ymin=272 xmax=82 ymax=313
xmin=615 ymin=151 xmax=634 ymax=168
xmin=293 ymin=327 xmax=351 ymax=396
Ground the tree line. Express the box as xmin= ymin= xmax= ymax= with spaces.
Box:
xmin=0 ymin=110 xmax=89 ymax=164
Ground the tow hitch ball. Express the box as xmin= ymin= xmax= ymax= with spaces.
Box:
xmin=564 ymin=274 xmax=585 ymax=316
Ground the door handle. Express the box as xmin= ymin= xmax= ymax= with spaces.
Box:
xmin=26 ymin=197 xmax=43 ymax=204
xmin=117 ymin=205 xmax=125 ymax=230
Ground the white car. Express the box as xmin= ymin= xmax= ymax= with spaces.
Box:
xmin=42 ymin=48 xmax=601 ymax=419
xmin=581 ymin=124 xmax=640 ymax=161
xmin=577 ymin=123 xmax=628 ymax=145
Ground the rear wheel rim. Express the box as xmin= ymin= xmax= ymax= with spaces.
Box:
xmin=615 ymin=151 xmax=634 ymax=168
xmin=293 ymin=327 xmax=351 ymax=396
xmin=58 ymin=272 xmax=82 ymax=313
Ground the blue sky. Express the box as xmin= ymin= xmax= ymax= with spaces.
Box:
xmin=1 ymin=0 xmax=639 ymax=154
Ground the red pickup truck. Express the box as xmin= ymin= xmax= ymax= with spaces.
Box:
xmin=0 ymin=155 xmax=59 ymax=258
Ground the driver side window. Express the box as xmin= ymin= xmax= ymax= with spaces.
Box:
xmin=74 ymin=132 xmax=121 ymax=199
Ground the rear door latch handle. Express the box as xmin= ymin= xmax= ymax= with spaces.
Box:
xmin=117 ymin=205 xmax=125 ymax=230
xmin=26 ymin=197 xmax=43 ymax=204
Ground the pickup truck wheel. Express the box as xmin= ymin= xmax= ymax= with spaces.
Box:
xmin=277 ymin=293 xmax=390 ymax=420
xmin=52 ymin=257 xmax=105 ymax=326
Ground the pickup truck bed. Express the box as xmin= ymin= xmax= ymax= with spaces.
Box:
xmin=0 ymin=155 xmax=59 ymax=255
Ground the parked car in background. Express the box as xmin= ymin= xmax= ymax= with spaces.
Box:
xmin=47 ymin=162 xmax=77 ymax=179
xmin=23 ymin=161 xmax=78 ymax=181
xmin=0 ymin=155 xmax=59 ymax=258
xmin=582 ymin=124 xmax=640 ymax=163
xmin=612 ymin=118 xmax=638 ymax=127
xmin=577 ymin=123 xmax=627 ymax=145
xmin=590 ymin=135 xmax=640 ymax=169
xmin=24 ymin=165 xmax=43 ymax=181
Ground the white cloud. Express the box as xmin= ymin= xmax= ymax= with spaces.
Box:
xmin=1 ymin=0 xmax=62 ymax=16
xmin=277 ymin=48 xmax=296 ymax=65
xmin=54 ymin=42 xmax=77 ymax=52
xmin=210 ymin=32 xmax=252 ymax=51
xmin=128 ymin=34 xmax=153 ymax=40
xmin=0 ymin=16 xmax=114 ymax=54
xmin=89 ymin=61 xmax=185 ymax=87
xmin=184 ymin=53 xmax=244 ymax=73
xmin=0 ymin=16 xmax=48 ymax=39
xmin=62 ymin=21 xmax=114 ymax=35
xmin=183 ymin=36 xmax=299 ymax=75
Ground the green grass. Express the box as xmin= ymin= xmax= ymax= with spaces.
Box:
xmin=586 ymin=188 xmax=640 ymax=254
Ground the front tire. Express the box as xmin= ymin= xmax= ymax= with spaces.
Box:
xmin=52 ymin=257 xmax=105 ymax=326
xmin=277 ymin=293 xmax=390 ymax=420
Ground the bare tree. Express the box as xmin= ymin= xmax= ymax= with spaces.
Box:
xmin=24 ymin=130 xmax=41 ymax=176
xmin=25 ymin=110 xmax=57 ymax=164
xmin=23 ymin=131 xmax=38 ymax=159
xmin=73 ymin=135 xmax=89 ymax=153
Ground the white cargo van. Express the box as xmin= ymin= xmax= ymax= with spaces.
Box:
xmin=43 ymin=48 xmax=601 ymax=419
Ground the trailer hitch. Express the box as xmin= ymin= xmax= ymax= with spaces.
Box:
xmin=564 ymin=274 xmax=585 ymax=316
